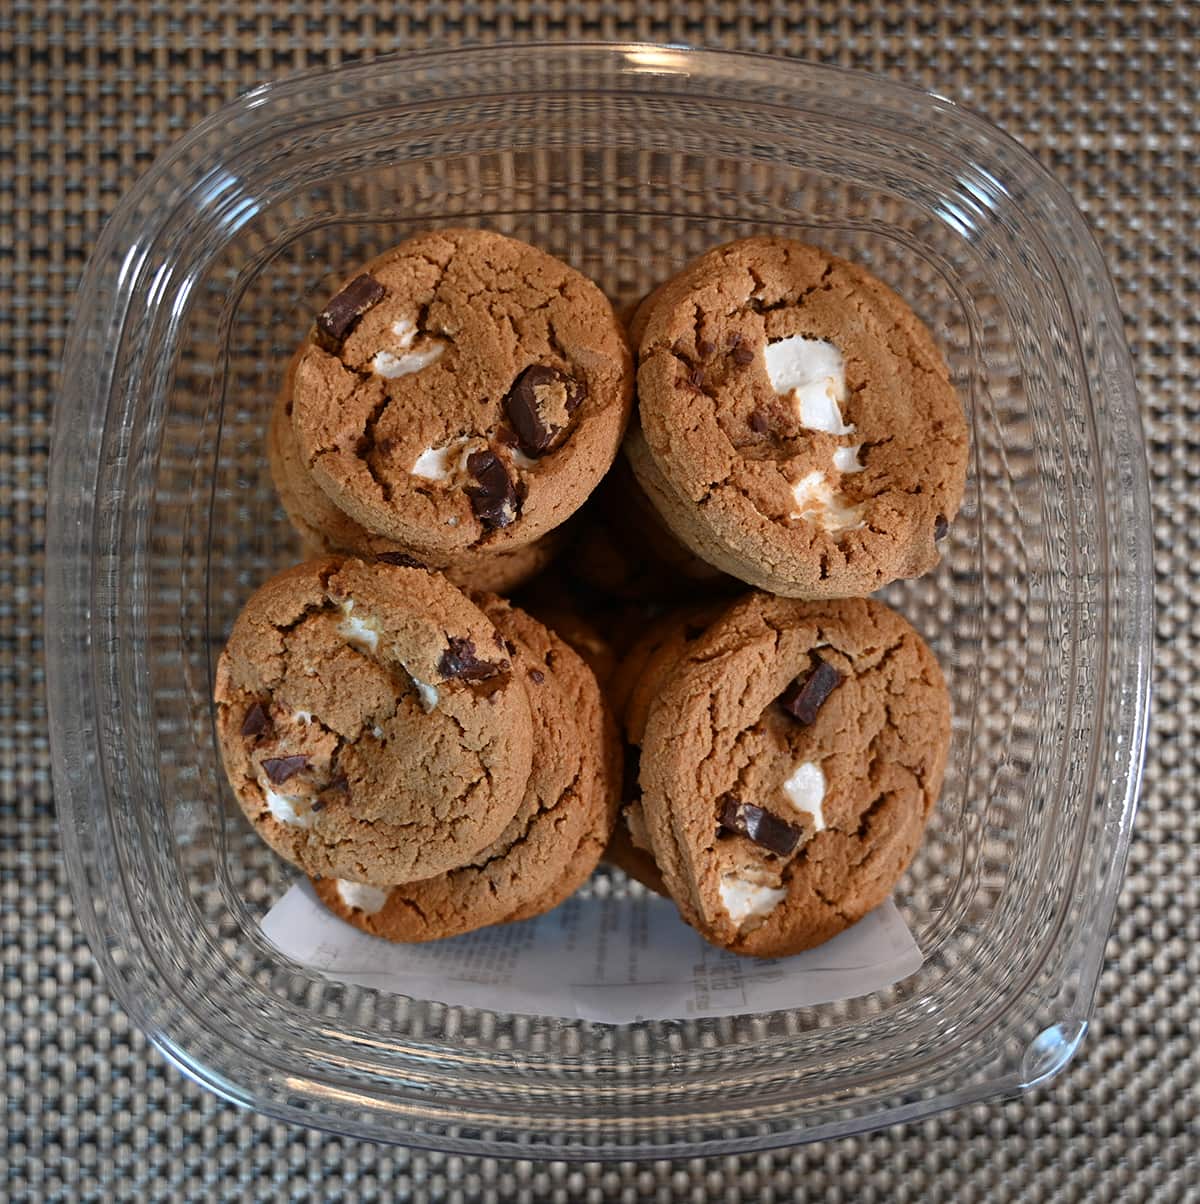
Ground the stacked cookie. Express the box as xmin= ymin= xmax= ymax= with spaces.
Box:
xmin=602 ymin=237 xmax=965 ymax=956
xmin=269 ymin=227 xmax=633 ymax=589
xmin=215 ymin=230 xmax=966 ymax=957
xmin=215 ymin=559 xmax=621 ymax=941
xmin=627 ymin=237 xmax=967 ymax=596
xmin=607 ymin=595 xmax=950 ymax=957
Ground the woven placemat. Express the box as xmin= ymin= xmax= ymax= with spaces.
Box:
xmin=3 ymin=4 xmax=1195 ymax=1200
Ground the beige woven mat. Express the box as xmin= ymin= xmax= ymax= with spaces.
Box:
xmin=3 ymin=4 xmax=1195 ymax=1200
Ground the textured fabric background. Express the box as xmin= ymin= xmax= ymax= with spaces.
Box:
xmin=2 ymin=4 xmax=1195 ymax=1200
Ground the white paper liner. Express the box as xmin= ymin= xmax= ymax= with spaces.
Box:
xmin=262 ymin=880 xmax=923 ymax=1024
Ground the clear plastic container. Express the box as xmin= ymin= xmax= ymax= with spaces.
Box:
xmin=47 ymin=45 xmax=1151 ymax=1156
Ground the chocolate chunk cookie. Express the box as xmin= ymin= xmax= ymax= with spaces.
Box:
xmin=603 ymin=603 xmax=727 ymax=897
xmin=638 ymin=592 xmax=950 ymax=957
xmin=521 ymin=600 xmax=617 ymax=689
xmin=214 ymin=558 xmax=534 ymax=886
xmin=567 ymin=452 xmax=736 ymax=602
xmin=268 ymin=348 xmax=560 ymax=592
xmin=312 ymin=597 xmax=620 ymax=941
xmin=289 ymin=228 xmax=633 ymax=556
xmin=608 ymin=602 xmax=729 ymax=747
xmin=603 ymin=824 xmax=668 ymax=898
xmin=631 ymin=237 xmax=969 ymax=597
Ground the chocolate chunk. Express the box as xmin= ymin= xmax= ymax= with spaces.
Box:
xmin=528 ymin=668 xmax=545 ymax=684
xmin=464 ymin=450 xmax=519 ymax=528
xmin=697 ymin=337 xmax=716 ymax=357
xmin=688 ymin=367 xmax=706 ymax=390
xmin=732 ymin=341 xmax=756 ymax=366
xmin=503 ymin=365 xmax=587 ymax=455
xmin=315 ymin=274 xmax=386 ymax=350
xmin=240 ymin=702 xmax=271 ymax=738
xmin=261 ymin=755 xmax=308 ymax=785
xmin=718 ymin=797 xmax=801 ymax=857
xmin=748 ymin=410 xmax=770 ymax=434
xmin=325 ymin=775 xmax=349 ymax=795
xmin=934 ymin=514 xmax=949 ymax=541
xmin=778 ymin=657 xmax=842 ymax=726
xmin=438 ymin=636 xmax=504 ymax=682
xmin=376 ymin=551 xmax=426 ymax=569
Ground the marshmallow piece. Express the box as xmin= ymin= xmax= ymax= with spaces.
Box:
xmin=411 ymin=436 xmax=475 ymax=483
xmin=390 ymin=317 xmax=418 ymax=349
xmin=335 ymin=879 xmax=389 ymax=915
xmin=790 ymin=471 xmax=866 ymax=533
xmin=263 ymin=785 xmax=313 ymax=829
xmin=719 ymin=873 xmax=788 ymax=926
xmin=411 ymin=443 xmax=457 ymax=481
xmin=372 ymin=315 xmax=446 ymax=378
xmin=832 ymin=444 xmax=865 ymax=474
xmin=374 ymin=343 xmax=445 ymax=378
xmin=338 ymin=599 xmax=380 ymax=653
xmin=764 ymin=335 xmax=854 ymax=435
xmin=410 ymin=677 xmax=439 ymax=712
xmin=781 ymin=761 xmax=827 ymax=832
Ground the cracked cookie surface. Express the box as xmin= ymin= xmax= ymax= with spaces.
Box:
xmin=631 ymin=237 xmax=968 ymax=598
xmin=214 ymin=558 xmax=534 ymax=886
xmin=312 ymin=597 xmax=620 ymax=940
xmin=289 ymin=228 xmax=633 ymax=556
xmin=638 ymin=592 xmax=950 ymax=957
xmin=268 ymin=347 xmax=560 ymax=592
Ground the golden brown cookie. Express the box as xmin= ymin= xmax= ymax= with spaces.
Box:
xmin=603 ymin=823 xmax=668 ymax=898
xmin=567 ymin=452 xmax=736 ymax=602
xmin=632 ymin=237 xmax=969 ymax=597
xmin=268 ymin=348 xmax=561 ymax=592
xmin=638 ymin=592 xmax=950 ymax=958
xmin=214 ymin=558 xmax=534 ymax=886
xmin=608 ymin=602 xmax=728 ymax=744
xmin=602 ymin=603 xmax=726 ymax=894
xmin=289 ymin=228 xmax=633 ymax=557
xmin=312 ymin=597 xmax=620 ymax=940
xmin=516 ymin=597 xmax=617 ymax=689
xmin=626 ymin=279 xmax=671 ymax=350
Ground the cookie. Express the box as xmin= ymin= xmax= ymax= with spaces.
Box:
xmin=515 ymin=591 xmax=617 ymax=689
xmin=567 ymin=453 xmax=736 ymax=602
xmin=214 ymin=558 xmax=534 ymax=886
xmin=638 ymin=592 xmax=950 ymax=958
xmin=631 ymin=237 xmax=969 ymax=597
xmin=312 ymin=597 xmax=620 ymax=941
xmin=605 ymin=824 xmax=669 ymax=895
xmin=289 ymin=228 xmax=633 ymax=557
xmin=268 ymin=348 xmax=560 ymax=593
xmin=602 ymin=604 xmax=724 ymax=896
xmin=626 ymin=279 xmax=671 ymax=350
xmin=608 ymin=602 xmax=728 ymax=745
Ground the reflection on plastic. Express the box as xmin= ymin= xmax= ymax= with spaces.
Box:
xmin=622 ymin=48 xmax=691 ymax=75
xmin=262 ymin=881 xmax=923 ymax=1024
